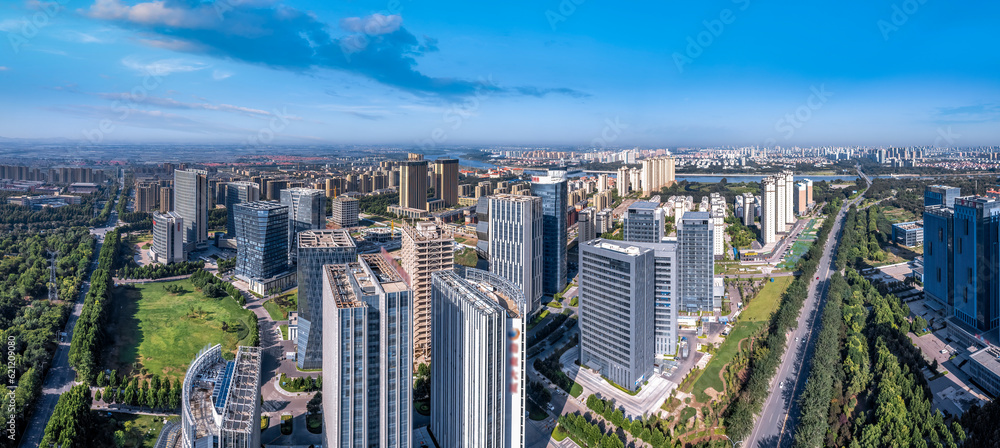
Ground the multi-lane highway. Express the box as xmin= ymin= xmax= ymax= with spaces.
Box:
xmin=744 ymin=170 xmax=870 ymax=448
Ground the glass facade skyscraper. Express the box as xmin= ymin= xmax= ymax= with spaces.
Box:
xmin=678 ymin=212 xmax=715 ymax=312
xmin=296 ymin=230 xmax=357 ymax=370
xmin=234 ymin=202 xmax=288 ymax=281
xmin=174 ymin=169 xmax=209 ymax=251
xmin=280 ymin=187 xmax=325 ymax=264
xmin=952 ymin=196 xmax=1000 ymax=332
xmin=531 ymin=170 xmax=568 ymax=295
xmin=225 ymin=181 xmax=260 ymax=236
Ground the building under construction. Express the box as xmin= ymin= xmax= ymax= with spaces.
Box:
xmin=181 ymin=344 xmax=262 ymax=448
xmin=400 ymin=222 xmax=454 ymax=361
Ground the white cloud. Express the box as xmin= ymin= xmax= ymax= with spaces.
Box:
xmin=212 ymin=69 xmax=233 ymax=81
xmin=339 ymin=14 xmax=402 ymax=35
xmin=84 ymin=0 xmax=217 ymax=28
xmin=58 ymin=30 xmax=107 ymax=43
xmin=0 ymin=67 xmax=8 ymax=71
xmin=121 ymin=56 xmax=209 ymax=76
xmin=0 ymin=18 xmax=28 ymax=33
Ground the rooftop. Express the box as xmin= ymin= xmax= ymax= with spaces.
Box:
xmin=893 ymin=221 xmax=924 ymax=230
xmin=682 ymin=211 xmax=712 ymax=220
xmin=971 ymin=347 xmax=1000 ymax=378
xmin=436 ymin=269 xmax=522 ymax=318
xmin=325 ymin=264 xmax=364 ymax=309
xmin=627 ymin=201 xmax=660 ymax=211
xmin=359 ymin=253 xmax=408 ymax=294
xmin=298 ymin=229 xmax=356 ymax=248
xmin=235 ymin=201 xmax=286 ymax=212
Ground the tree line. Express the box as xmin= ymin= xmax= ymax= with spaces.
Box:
xmin=116 ymin=260 xmax=203 ymax=280
xmin=94 ymin=370 xmax=181 ymax=412
xmin=586 ymin=394 xmax=676 ymax=447
xmin=69 ymin=229 xmax=121 ymax=384
xmin=0 ymin=227 xmax=95 ymax=446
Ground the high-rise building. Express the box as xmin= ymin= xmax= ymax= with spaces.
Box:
xmin=399 ymin=155 xmax=429 ymax=211
xmin=624 ymin=201 xmax=665 ymax=243
xmin=489 ymin=194 xmax=543 ymax=314
xmin=952 ymin=196 xmax=1000 ymax=332
xmin=136 ymin=182 xmax=159 ymax=212
xmin=331 ymin=196 xmax=359 ymax=228
xmin=924 ymin=205 xmax=955 ymax=311
xmin=151 ymin=211 xmax=185 ymax=264
xmin=678 ymin=212 xmax=715 ymax=312
xmin=579 ymin=240 xmax=655 ymax=390
xmin=741 ymin=192 xmax=755 ymax=226
xmin=296 ymin=229 xmax=357 ymax=370
xmin=578 ymin=207 xmax=597 ymax=243
xmin=795 ymin=182 xmax=808 ymax=215
xmin=430 ymin=267 xmax=525 ymax=448
xmin=280 ymin=188 xmax=325 ymax=263
xmin=804 ymin=179 xmax=814 ymax=205
xmin=760 ymin=177 xmax=777 ymax=244
xmin=234 ymin=202 xmax=288 ymax=282
xmin=775 ymin=174 xmax=787 ymax=233
xmin=225 ymin=181 xmax=260 ymax=236
xmin=432 ymin=158 xmax=459 ymax=207
xmin=531 ymin=170 xmax=568 ymax=295
xmin=640 ymin=156 xmax=676 ymax=196
xmin=181 ymin=345 xmax=261 ymax=448
xmin=925 ymin=185 xmax=961 ymax=209
xmin=617 ymin=166 xmax=630 ymax=195
xmin=401 ymin=222 xmax=454 ymax=361
xmin=322 ymin=255 xmax=411 ymax=448
xmin=159 ymin=186 xmax=173 ymax=213
xmin=623 ymin=240 xmax=679 ymax=356
xmin=174 ymin=169 xmax=209 ymax=251
xmin=784 ymin=171 xmax=796 ymax=225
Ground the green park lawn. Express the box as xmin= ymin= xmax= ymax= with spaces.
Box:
xmin=740 ymin=276 xmax=793 ymax=322
xmin=569 ymin=383 xmax=583 ymax=398
xmin=105 ymin=279 xmax=256 ymax=381
xmin=455 ymin=247 xmax=478 ymax=268
xmin=552 ymin=424 xmax=568 ymax=441
xmin=689 ymin=276 xmax=793 ymax=402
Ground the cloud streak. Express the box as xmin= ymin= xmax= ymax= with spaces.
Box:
xmin=83 ymin=0 xmax=586 ymax=98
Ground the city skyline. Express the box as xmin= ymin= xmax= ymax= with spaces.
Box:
xmin=0 ymin=1 xmax=998 ymax=146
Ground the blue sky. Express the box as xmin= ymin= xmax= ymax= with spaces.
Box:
xmin=1 ymin=0 xmax=998 ymax=147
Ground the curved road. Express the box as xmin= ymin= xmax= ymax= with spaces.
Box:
xmin=744 ymin=169 xmax=869 ymax=448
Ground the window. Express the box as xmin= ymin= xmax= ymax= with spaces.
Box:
xmin=965 ymin=219 xmax=970 ymax=235
xmin=939 ymin=228 xmax=943 ymax=241
xmin=969 ymin=267 xmax=973 ymax=281
xmin=928 ymin=242 xmax=933 ymax=256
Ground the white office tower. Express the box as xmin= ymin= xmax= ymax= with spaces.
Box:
xmin=627 ymin=240 xmax=679 ymax=356
xmin=784 ymin=171 xmax=796 ymax=225
xmin=741 ymin=193 xmax=755 ymax=226
xmin=617 ymin=166 xmax=630 ymax=195
xmin=624 ymin=201 xmax=665 ymax=243
xmin=673 ymin=200 xmax=685 ymax=223
xmin=430 ymin=267 xmax=525 ymax=448
xmin=322 ymin=254 xmax=412 ymax=448
xmin=151 ymin=211 xmax=185 ymax=264
xmin=488 ymin=194 xmax=543 ymax=314
xmin=578 ymin=207 xmax=597 ymax=243
xmin=579 ymin=240 xmax=655 ymax=390
xmin=760 ymin=177 xmax=777 ymax=244
xmin=775 ymin=174 xmax=787 ymax=233
xmin=678 ymin=212 xmax=716 ymax=312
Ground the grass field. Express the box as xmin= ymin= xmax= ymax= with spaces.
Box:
xmin=105 ymin=412 xmax=170 ymax=448
xmin=262 ymin=291 xmax=297 ymax=321
xmin=455 ymin=247 xmax=478 ymax=268
xmin=690 ymin=276 xmax=793 ymax=401
xmin=105 ymin=279 xmax=256 ymax=381
xmin=882 ymin=206 xmax=920 ymax=224
xmin=679 ymin=406 xmax=697 ymax=423
xmin=552 ymin=424 xmax=567 ymax=441
xmin=740 ymin=276 xmax=793 ymax=322
xmin=570 ymin=383 xmax=583 ymax=398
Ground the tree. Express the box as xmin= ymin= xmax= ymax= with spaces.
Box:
xmin=307 ymin=392 xmax=323 ymax=415
xmin=97 ymin=370 xmax=107 ymax=387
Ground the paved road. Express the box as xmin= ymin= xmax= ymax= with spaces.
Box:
xmin=19 ymin=218 xmax=118 ymax=448
xmin=744 ymin=169 xmax=870 ymax=448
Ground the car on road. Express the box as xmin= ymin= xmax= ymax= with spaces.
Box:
xmin=816 ymin=276 xmax=819 ymax=280
xmin=779 ymin=382 xmax=784 ymax=389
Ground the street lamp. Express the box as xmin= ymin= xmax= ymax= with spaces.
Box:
xmin=721 ymin=435 xmax=743 ymax=448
